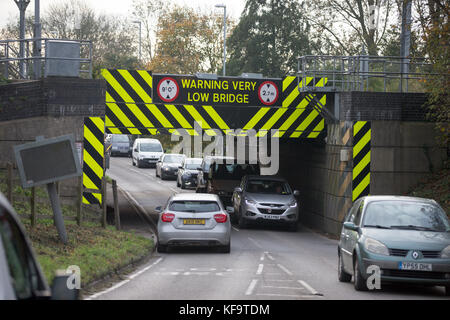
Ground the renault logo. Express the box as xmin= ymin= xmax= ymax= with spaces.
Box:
xmin=412 ymin=251 xmax=420 ymax=260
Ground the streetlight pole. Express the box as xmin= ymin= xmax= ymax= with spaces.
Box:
xmin=215 ymin=4 xmax=226 ymax=76
xmin=14 ymin=0 xmax=30 ymax=78
xmin=132 ymin=20 xmax=142 ymax=62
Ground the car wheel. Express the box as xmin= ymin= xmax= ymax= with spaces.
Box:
xmin=338 ymin=250 xmax=352 ymax=283
xmin=177 ymin=178 xmax=180 ymax=187
xmin=353 ymin=256 xmax=368 ymax=291
xmin=136 ymin=160 xmax=141 ymax=168
xmin=238 ymin=207 xmax=247 ymax=229
xmin=156 ymin=169 xmax=159 ymax=177
xmin=132 ymin=158 xmax=135 ymax=166
xmin=218 ymin=243 xmax=230 ymax=253
xmin=157 ymin=243 xmax=168 ymax=253
xmin=445 ymin=286 xmax=450 ymax=296
xmin=181 ymin=180 xmax=186 ymax=189
xmin=161 ymin=173 xmax=166 ymax=180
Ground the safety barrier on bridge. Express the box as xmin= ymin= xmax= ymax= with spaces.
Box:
xmin=352 ymin=121 xmax=371 ymax=201
xmin=101 ymin=69 xmax=327 ymax=139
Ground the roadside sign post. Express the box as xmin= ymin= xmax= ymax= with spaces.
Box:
xmin=13 ymin=134 xmax=82 ymax=244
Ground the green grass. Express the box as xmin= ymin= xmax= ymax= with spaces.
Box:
xmin=23 ymin=219 xmax=153 ymax=286
xmin=1 ymin=170 xmax=154 ymax=286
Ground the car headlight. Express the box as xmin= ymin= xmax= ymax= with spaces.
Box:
xmin=441 ymin=245 xmax=450 ymax=258
xmin=245 ymin=198 xmax=257 ymax=205
xmin=364 ymin=237 xmax=389 ymax=256
xmin=163 ymin=167 xmax=170 ymax=171
xmin=139 ymin=155 xmax=144 ymax=160
xmin=288 ymin=199 xmax=297 ymax=207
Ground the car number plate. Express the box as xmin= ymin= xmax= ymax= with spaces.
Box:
xmin=183 ymin=219 xmax=205 ymax=225
xmin=398 ymin=262 xmax=432 ymax=271
xmin=263 ymin=215 xmax=281 ymax=220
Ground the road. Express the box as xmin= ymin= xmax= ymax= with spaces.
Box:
xmin=87 ymin=156 xmax=449 ymax=300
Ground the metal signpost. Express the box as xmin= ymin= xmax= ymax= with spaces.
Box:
xmin=13 ymin=134 xmax=82 ymax=244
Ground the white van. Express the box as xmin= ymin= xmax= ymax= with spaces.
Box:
xmin=132 ymin=138 xmax=164 ymax=168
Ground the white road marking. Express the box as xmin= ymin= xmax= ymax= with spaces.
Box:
xmin=277 ymin=264 xmax=293 ymax=276
xmin=266 ymin=253 xmax=275 ymax=261
xmin=256 ymin=293 xmax=319 ymax=298
xmin=260 ymin=253 xmax=265 ymax=261
xmin=245 ymin=279 xmax=258 ymax=296
xmin=85 ymin=257 xmax=163 ymax=300
xmin=262 ymin=286 xmax=305 ymax=290
xmin=298 ymin=280 xmax=321 ymax=296
xmin=256 ymin=264 xmax=264 ymax=275
xmin=232 ymin=226 xmax=240 ymax=232
xmin=264 ymin=279 xmax=295 ymax=282
xmin=247 ymin=237 xmax=262 ymax=249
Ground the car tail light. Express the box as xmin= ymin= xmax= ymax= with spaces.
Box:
xmin=161 ymin=213 xmax=175 ymax=222
xmin=214 ymin=214 xmax=227 ymax=223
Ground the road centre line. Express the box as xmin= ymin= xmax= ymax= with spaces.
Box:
xmin=256 ymin=293 xmax=319 ymax=298
xmin=262 ymin=286 xmax=305 ymax=290
xmin=232 ymin=226 xmax=240 ymax=232
xmin=256 ymin=264 xmax=264 ymax=275
xmin=85 ymin=257 xmax=163 ymax=300
xmin=277 ymin=264 xmax=293 ymax=276
xmin=247 ymin=237 xmax=262 ymax=249
xmin=245 ymin=279 xmax=258 ymax=296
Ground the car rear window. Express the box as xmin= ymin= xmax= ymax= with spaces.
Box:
xmin=140 ymin=143 xmax=162 ymax=152
xmin=169 ymin=201 xmax=220 ymax=213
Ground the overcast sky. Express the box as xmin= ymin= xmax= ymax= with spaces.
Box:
xmin=0 ymin=0 xmax=245 ymax=28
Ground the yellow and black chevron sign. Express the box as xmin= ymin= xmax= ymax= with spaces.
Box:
xmin=102 ymin=69 xmax=327 ymax=138
xmin=82 ymin=117 xmax=104 ymax=205
xmin=352 ymin=121 xmax=371 ymax=201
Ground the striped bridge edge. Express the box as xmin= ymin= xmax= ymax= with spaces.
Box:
xmin=352 ymin=121 xmax=371 ymax=202
xmin=102 ymin=69 xmax=328 ymax=139
xmin=82 ymin=117 xmax=105 ymax=205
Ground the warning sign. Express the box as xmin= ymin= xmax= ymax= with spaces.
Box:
xmin=152 ymin=74 xmax=282 ymax=107
xmin=258 ymin=81 xmax=279 ymax=105
xmin=157 ymin=77 xmax=179 ymax=103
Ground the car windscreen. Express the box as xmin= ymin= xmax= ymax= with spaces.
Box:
xmin=211 ymin=163 xmax=259 ymax=180
xmin=185 ymin=160 xmax=202 ymax=170
xmin=246 ymin=180 xmax=292 ymax=195
xmin=140 ymin=143 xmax=162 ymax=152
xmin=111 ymin=135 xmax=129 ymax=143
xmin=163 ymin=155 xmax=184 ymax=163
xmin=363 ymin=201 xmax=450 ymax=232
xmin=169 ymin=201 xmax=220 ymax=213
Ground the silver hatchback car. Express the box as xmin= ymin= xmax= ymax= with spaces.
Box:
xmin=156 ymin=193 xmax=231 ymax=253
xmin=232 ymin=175 xmax=300 ymax=230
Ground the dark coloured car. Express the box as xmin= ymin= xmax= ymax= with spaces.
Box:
xmin=338 ymin=195 xmax=450 ymax=295
xmin=177 ymin=158 xmax=202 ymax=189
xmin=156 ymin=154 xmax=186 ymax=180
xmin=110 ymin=134 xmax=131 ymax=157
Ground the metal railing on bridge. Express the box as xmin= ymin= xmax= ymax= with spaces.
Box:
xmin=0 ymin=38 xmax=93 ymax=80
xmin=297 ymin=55 xmax=436 ymax=93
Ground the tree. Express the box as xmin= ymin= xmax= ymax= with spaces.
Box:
xmin=226 ymin=0 xmax=312 ymax=78
xmin=305 ymin=0 xmax=398 ymax=56
xmin=147 ymin=5 xmax=233 ymax=74
xmin=415 ymin=0 xmax=449 ymax=146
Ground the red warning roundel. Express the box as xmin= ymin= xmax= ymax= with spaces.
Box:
xmin=258 ymin=81 xmax=279 ymax=106
xmin=157 ymin=77 xmax=179 ymax=103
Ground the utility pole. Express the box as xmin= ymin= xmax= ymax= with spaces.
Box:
xmin=132 ymin=20 xmax=142 ymax=62
xmin=215 ymin=4 xmax=226 ymax=76
xmin=14 ymin=0 xmax=30 ymax=79
xmin=400 ymin=0 xmax=412 ymax=92
xmin=33 ymin=0 xmax=42 ymax=79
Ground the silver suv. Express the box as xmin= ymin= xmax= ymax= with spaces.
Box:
xmin=232 ymin=175 xmax=300 ymax=230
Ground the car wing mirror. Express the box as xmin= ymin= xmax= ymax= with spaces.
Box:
xmin=343 ymin=222 xmax=359 ymax=232
xmin=234 ymin=187 xmax=243 ymax=193
xmin=226 ymin=206 xmax=234 ymax=214
xmin=293 ymin=190 xmax=300 ymax=197
xmin=51 ymin=270 xmax=79 ymax=300
xmin=155 ymin=206 xmax=162 ymax=212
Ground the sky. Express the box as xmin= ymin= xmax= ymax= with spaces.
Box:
xmin=0 ymin=0 xmax=246 ymax=28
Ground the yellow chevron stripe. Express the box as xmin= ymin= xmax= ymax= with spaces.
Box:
xmin=256 ymin=108 xmax=288 ymax=137
xmin=353 ymin=150 xmax=371 ymax=178
xmin=164 ymin=104 xmax=199 ymax=136
xmin=83 ymin=126 xmax=104 ymax=156
xmin=106 ymin=102 xmax=142 ymax=135
xmin=353 ymin=129 xmax=371 ymax=157
xmin=106 ymin=126 xmax=122 ymax=134
xmin=352 ymin=173 xmax=370 ymax=201
xmin=90 ymin=117 xmax=104 ymax=134
xmin=83 ymin=149 xmax=103 ymax=177
xmin=137 ymin=70 xmax=153 ymax=89
xmin=274 ymin=98 xmax=310 ymax=137
xmin=184 ymin=105 xmax=216 ymax=136
xmin=353 ymin=121 xmax=367 ymax=137
xmin=243 ymin=107 xmax=270 ymax=130
xmin=282 ymin=76 xmax=295 ymax=91
xmin=307 ymin=119 xmax=325 ymax=138
xmin=202 ymin=105 xmax=232 ymax=135
xmin=82 ymin=172 xmax=98 ymax=190
xmin=290 ymin=109 xmax=320 ymax=138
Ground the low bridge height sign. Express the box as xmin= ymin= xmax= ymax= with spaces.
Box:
xmin=152 ymin=74 xmax=282 ymax=107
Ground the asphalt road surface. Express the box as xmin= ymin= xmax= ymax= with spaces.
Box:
xmin=88 ymin=156 xmax=449 ymax=300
